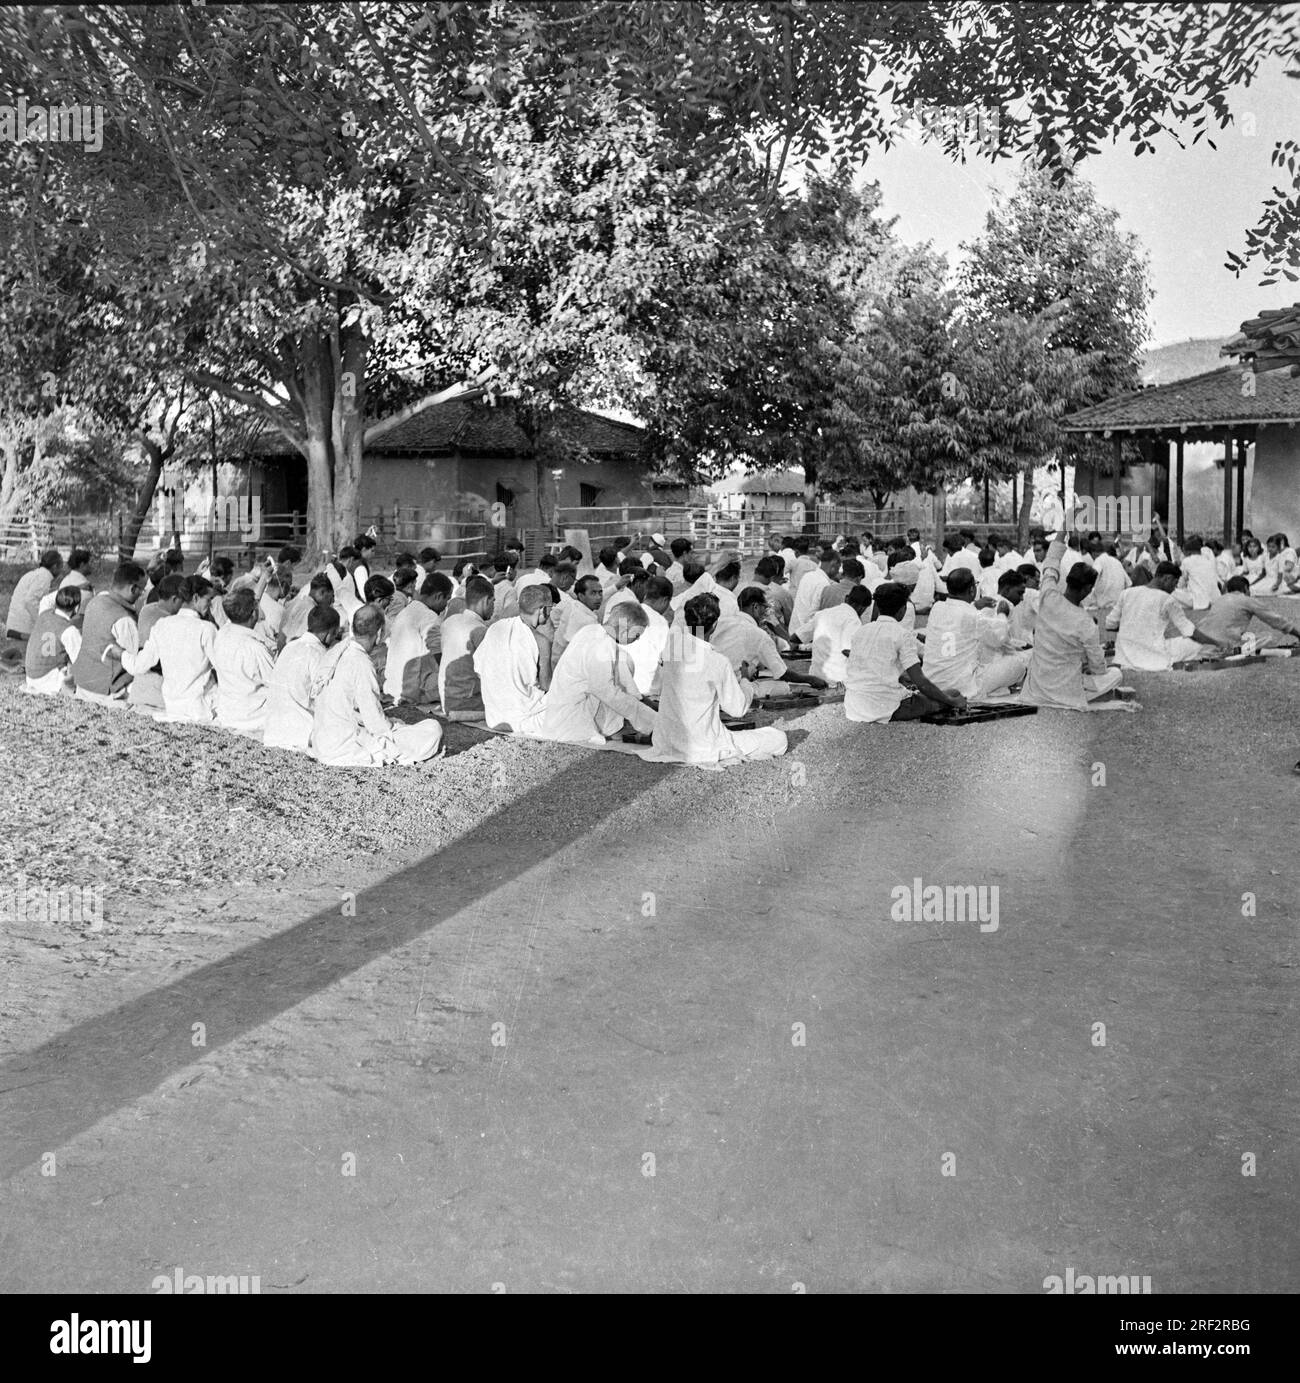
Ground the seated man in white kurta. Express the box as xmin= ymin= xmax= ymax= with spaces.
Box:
xmin=263 ymin=604 xmax=343 ymax=752
xmin=312 ymin=605 xmax=443 ymax=766
xmin=640 ymin=593 xmax=787 ymax=769
xmin=211 ymin=587 xmax=278 ymax=738
xmin=471 ymin=583 xmax=553 ymax=732
xmin=527 ymin=605 xmax=657 ymax=745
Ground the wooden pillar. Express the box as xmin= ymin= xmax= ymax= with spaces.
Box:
xmin=1222 ymin=433 xmax=1233 ymax=546
xmin=1011 ymin=472 xmax=1018 ymax=525
xmin=982 ymin=475 xmax=990 ymax=524
xmin=1235 ymin=438 xmax=1247 ymax=539
xmin=1175 ymin=438 xmax=1185 ymax=544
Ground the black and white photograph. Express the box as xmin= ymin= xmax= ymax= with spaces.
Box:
xmin=0 ymin=0 xmax=1296 ymax=1327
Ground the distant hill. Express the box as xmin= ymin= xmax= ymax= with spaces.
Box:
xmin=1141 ymin=338 xmax=1230 ymax=386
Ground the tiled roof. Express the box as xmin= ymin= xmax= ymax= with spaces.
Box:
xmin=243 ymin=399 xmax=645 ymax=459
xmin=371 ymin=399 xmax=645 ymax=458
xmin=1222 ymin=304 xmax=1300 ymax=371
xmin=1061 ymin=366 xmax=1300 ymax=432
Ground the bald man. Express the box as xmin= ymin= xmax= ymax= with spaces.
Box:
xmin=312 ymin=605 xmax=443 ymax=765
xmin=472 ymin=583 xmax=552 ymax=731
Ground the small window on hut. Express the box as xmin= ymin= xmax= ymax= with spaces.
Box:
xmin=579 ymin=483 xmax=602 ymax=508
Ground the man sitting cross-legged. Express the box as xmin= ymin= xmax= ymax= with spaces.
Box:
xmin=526 ymin=604 xmax=658 ymax=745
xmin=922 ymin=568 xmax=1031 ymax=701
xmin=640 ymin=593 xmax=788 ymax=768
xmin=472 ymin=583 xmax=553 ymax=732
xmin=383 ymin=571 xmax=452 ymax=705
xmin=1021 ymin=533 xmax=1129 ymax=710
xmin=438 ymin=575 xmax=496 ymax=719
xmin=72 ymin=562 xmax=147 ymax=707
xmin=1107 ymin=560 xmax=1230 ymax=670
xmin=1193 ymin=575 xmax=1300 ymax=650
xmin=628 ymin=573 xmax=672 ymax=696
xmin=126 ymin=573 xmax=188 ymax=715
xmin=114 ymin=575 xmax=218 ymax=722
xmin=714 ymin=585 xmax=830 ymax=694
xmin=312 ymin=605 xmax=443 ymax=766
xmin=212 ymin=586 xmax=277 ymax=738
xmin=24 ymin=585 xmax=82 ymax=696
xmin=808 ymin=584 xmax=872 ymax=687
xmin=844 ymin=582 xmax=967 ymax=722
xmin=263 ymin=604 xmax=343 ymax=753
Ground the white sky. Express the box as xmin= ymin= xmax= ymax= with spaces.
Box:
xmin=861 ymin=56 xmax=1297 ymax=348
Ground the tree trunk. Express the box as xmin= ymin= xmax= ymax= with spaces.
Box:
xmin=1016 ymin=468 xmax=1034 ymax=551
xmin=301 ymin=334 xmax=337 ymax=559
xmin=931 ymin=485 xmax=947 ymax=550
xmin=120 ymin=436 xmax=167 ymax=561
xmin=331 ymin=327 xmax=369 ymax=552
xmin=802 ymin=459 xmax=818 ymax=537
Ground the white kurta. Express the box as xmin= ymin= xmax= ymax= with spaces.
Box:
xmin=438 ymin=610 xmax=488 ymax=713
xmin=628 ymin=603 xmax=670 ymax=695
xmin=809 ymin=604 xmax=862 ymax=684
xmin=123 ymin=608 xmax=218 ymax=722
xmin=640 ymin=628 xmax=787 ymax=767
xmin=472 ymin=617 xmax=546 ymax=730
xmin=552 ymin=598 xmax=597 ymax=664
xmin=527 ymin=623 xmax=656 ymax=744
xmin=383 ymin=600 xmax=440 ymax=703
xmin=211 ymin=622 xmax=276 ymax=737
xmin=789 ymin=568 xmax=831 ymax=641
xmin=8 ymin=566 xmax=54 ymax=636
xmin=263 ymin=632 xmax=330 ymax=752
xmin=312 ymin=640 xmax=442 ymax=766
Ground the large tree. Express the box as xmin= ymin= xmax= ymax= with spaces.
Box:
xmin=2 ymin=2 xmax=1289 ymax=551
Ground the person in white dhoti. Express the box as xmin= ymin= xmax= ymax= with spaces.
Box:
xmin=211 ymin=587 xmax=277 ymax=738
xmin=383 ymin=572 xmax=452 ymax=704
xmin=472 ymin=584 xmax=553 ymax=731
xmin=527 ymin=606 xmax=658 ymax=745
xmin=312 ymin=605 xmax=443 ymax=766
xmin=263 ymin=605 xmax=343 ymax=752
xmin=713 ymin=586 xmax=830 ymax=695
xmin=640 ymin=593 xmax=788 ymax=768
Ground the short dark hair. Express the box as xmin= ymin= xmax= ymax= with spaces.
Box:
xmin=575 ymin=574 xmax=602 ymax=598
xmin=1154 ymin=561 xmax=1182 ymax=582
xmin=997 ymin=571 xmax=1025 ymax=592
xmin=841 ymin=559 xmax=864 ymax=581
xmin=669 ymin=538 xmax=692 ymax=559
xmin=354 ymin=534 xmax=376 ymax=552
xmin=539 ymin=553 xmax=558 ymax=572
xmin=211 ymin=556 xmax=235 ymax=580
xmin=643 ymin=574 xmax=672 ymax=602
xmin=946 ymin=569 xmax=976 ymax=597
xmin=1224 ymin=575 xmax=1250 ymax=594
xmin=190 ymin=576 xmax=213 ymax=599
xmin=68 ymin=547 xmax=93 ymax=571
xmin=363 ymin=575 xmax=395 ymax=604
xmin=353 ymin=603 xmax=385 ymax=637
xmin=554 ymin=561 xmax=578 ymax=580
xmin=418 ymin=547 xmax=440 ymax=565
xmin=755 ymin=555 xmax=783 ymax=582
xmin=113 ymin=561 xmax=146 ymax=588
xmin=715 ymin=560 xmax=741 ymax=584
xmin=464 ymin=575 xmax=495 ymax=603
xmin=307 ymin=604 xmax=341 ymax=638
xmin=618 ymin=557 xmax=643 ymax=577
xmin=846 ymin=584 xmax=874 ymax=615
xmin=598 ymin=546 xmax=619 ymax=569
xmin=736 ymin=584 xmax=767 ymax=614
xmin=223 ymin=587 xmax=258 ymax=624
xmin=1066 ymin=563 xmax=1099 ymax=595
xmin=278 ymin=545 xmax=302 ymax=565
xmin=1016 ymin=563 xmax=1039 ymax=581
xmin=309 ymin=573 xmax=333 ymax=596
xmin=873 ymin=582 xmax=909 ymax=618
xmin=338 ymin=545 xmax=359 ymax=562
xmin=39 ymin=549 xmax=62 ymax=572
xmin=681 ymin=558 xmax=706 ymax=585
xmin=156 ymin=574 xmax=188 ymax=602
xmin=683 ymin=592 xmax=720 ymax=632
xmin=163 ymin=548 xmax=185 ymax=569
xmin=393 ymin=567 xmax=416 ymax=591
xmin=420 ymin=572 xmax=454 ymax=599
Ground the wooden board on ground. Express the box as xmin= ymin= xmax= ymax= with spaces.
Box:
xmin=1174 ymin=654 xmax=1266 ymax=671
xmin=919 ymin=704 xmax=1039 ymax=725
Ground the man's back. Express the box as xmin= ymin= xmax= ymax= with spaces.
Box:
xmin=264 ymin=634 xmax=327 ymax=750
xmin=921 ymin=600 xmax=982 ymax=693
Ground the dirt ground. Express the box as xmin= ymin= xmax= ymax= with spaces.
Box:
xmin=1 ymin=642 xmax=1297 ymax=1293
